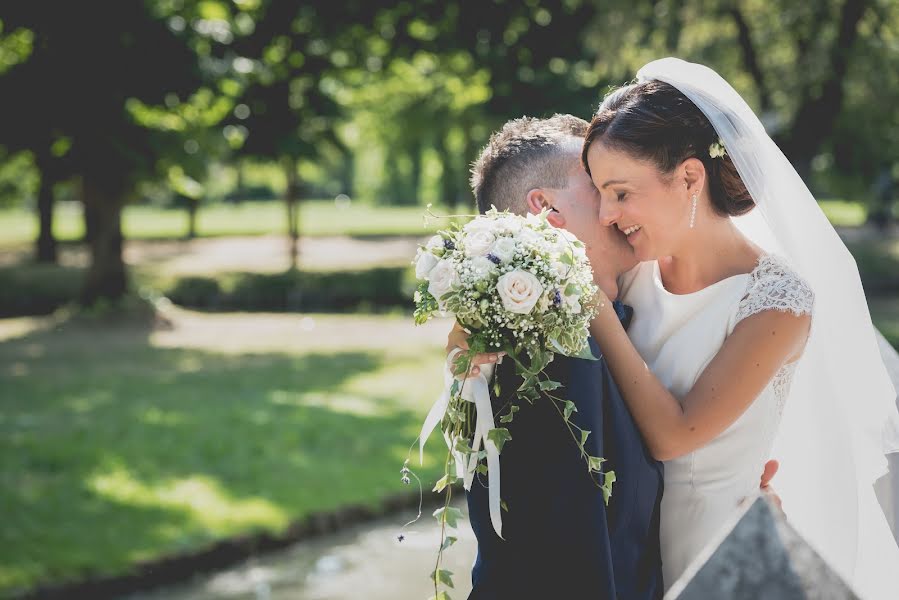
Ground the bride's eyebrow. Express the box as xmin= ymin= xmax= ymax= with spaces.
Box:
xmin=600 ymin=179 xmax=630 ymax=188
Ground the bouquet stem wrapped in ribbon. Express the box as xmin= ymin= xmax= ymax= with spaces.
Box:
xmin=401 ymin=208 xmax=615 ymax=599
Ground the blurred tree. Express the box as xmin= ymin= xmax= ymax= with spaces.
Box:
xmin=0 ymin=16 xmax=70 ymax=263
xmin=224 ymin=1 xmax=374 ymax=268
xmin=0 ymin=2 xmax=203 ymax=303
xmin=574 ymin=0 xmax=897 ymax=183
xmin=339 ymin=49 xmax=490 ymax=206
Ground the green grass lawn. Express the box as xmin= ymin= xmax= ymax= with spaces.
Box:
xmin=0 ymin=311 xmax=451 ymax=595
xmin=818 ymin=199 xmax=868 ymax=228
xmin=0 ymin=200 xmax=442 ymax=247
xmin=0 ymin=198 xmax=864 ymax=248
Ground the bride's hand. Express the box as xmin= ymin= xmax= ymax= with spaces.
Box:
xmin=759 ymin=459 xmax=784 ymax=513
xmin=446 ymin=321 xmax=504 ymax=377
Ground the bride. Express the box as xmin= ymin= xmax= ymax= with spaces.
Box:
xmin=582 ymin=58 xmax=899 ymax=597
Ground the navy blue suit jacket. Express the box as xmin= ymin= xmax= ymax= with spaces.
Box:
xmin=467 ymin=338 xmax=664 ymax=600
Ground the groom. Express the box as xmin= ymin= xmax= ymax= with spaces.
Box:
xmin=458 ymin=114 xmax=664 ymax=600
xmin=455 ymin=115 xmax=780 ymax=599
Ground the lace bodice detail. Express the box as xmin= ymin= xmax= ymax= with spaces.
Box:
xmin=735 ymin=255 xmax=815 ymax=413
xmin=735 ymin=255 xmax=815 ymax=324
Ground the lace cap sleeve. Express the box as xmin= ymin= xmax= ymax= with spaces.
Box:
xmin=735 ymin=255 xmax=815 ymax=325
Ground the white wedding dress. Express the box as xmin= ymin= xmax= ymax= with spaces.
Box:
xmin=619 ymin=254 xmax=815 ymax=589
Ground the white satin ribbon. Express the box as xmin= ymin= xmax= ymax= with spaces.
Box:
xmin=418 ymin=348 xmax=503 ymax=538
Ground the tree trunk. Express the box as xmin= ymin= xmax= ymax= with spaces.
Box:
xmin=80 ymin=175 xmax=127 ymax=305
xmin=458 ymin=126 xmax=477 ymax=213
xmin=784 ymin=0 xmax=870 ymax=179
xmin=437 ymin=131 xmax=459 ymax=208
xmin=186 ymin=197 xmax=198 ymax=240
xmin=283 ymin=157 xmax=299 ymax=270
xmin=728 ymin=6 xmax=772 ymax=113
xmin=233 ymin=160 xmax=244 ymax=204
xmin=34 ymin=151 xmax=58 ymax=263
xmin=409 ymin=137 xmax=423 ymax=205
xmin=81 ymin=177 xmax=99 ymax=245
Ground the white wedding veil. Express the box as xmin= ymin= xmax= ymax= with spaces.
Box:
xmin=636 ymin=57 xmax=899 ymax=597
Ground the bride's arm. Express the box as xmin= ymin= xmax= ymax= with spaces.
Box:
xmin=591 ymin=289 xmax=811 ymax=461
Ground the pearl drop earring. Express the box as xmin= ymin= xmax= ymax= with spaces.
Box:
xmin=689 ymin=194 xmax=698 ymax=229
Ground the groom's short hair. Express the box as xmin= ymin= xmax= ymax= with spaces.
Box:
xmin=470 ymin=114 xmax=588 ymax=215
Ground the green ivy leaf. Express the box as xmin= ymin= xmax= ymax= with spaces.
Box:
xmin=588 ymin=456 xmax=606 ymax=472
xmin=476 ymin=463 xmax=488 ymax=475
xmin=433 ymin=474 xmax=456 ymax=493
xmin=571 ymin=343 xmax=599 ymax=361
xmin=454 ymin=438 xmax=472 ymax=455
xmin=563 ymin=400 xmax=577 ymax=420
xmin=440 ymin=536 xmax=458 ymax=552
xmin=501 ymin=499 xmax=510 ymax=512
xmin=452 ymin=352 xmax=470 ymax=377
xmin=518 ymin=375 xmax=537 ymax=392
xmin=603 ymin=470 xmax=617 ymax=505
xmin=433 ymin=506 xmax=464 ymax=528
xmin=538 ymin=379 xmax=563 ymax=391
xmin=487 ymin=427 xmax=512 ymax=453
xmin=428 ymin=591 xmax=452 ymax=600
xmin=580 ymin=429 xmax=591 ymax=448
xmin=431 ymin=569 xmax=455 ymax=589
xmin=499 ymin=405 xmax=520 ymax=423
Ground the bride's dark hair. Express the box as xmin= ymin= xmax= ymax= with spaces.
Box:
xmin=581 ymin=80 xmax=754 ymax=217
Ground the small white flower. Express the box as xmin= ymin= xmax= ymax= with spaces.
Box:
xmin=496 ymin=270 xmax=544 ymax=315
xmin=525 ymin=212 xmax=545 ymax=226
xmin=552 ymin=260 xmax=571 ymax=280
xmin=469 ymin=256 xmax=498 ymax=281
xmin=414 ymin=248 xmax=439 ymax=279
xmin=428 ymin=259 xmax=460 ymax=309
xmin=490 ymin=237 xmax=517 ymax=263
xmin=494 ymin=215 xmax=523 ymax=234
xmin=517 ymin=227 xmax=540 ymax=246
xmin=709 ymin=139 xmax=727 ymax=158
xmin=562 ymin=291 xmax=582 ymax=314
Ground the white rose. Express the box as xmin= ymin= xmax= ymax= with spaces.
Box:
xmin=414 ymin=248 xmax=439 ymax=279
xmin=468 ymin=256 xmax=498 ymax=281
xmin=425 ymin=234 xmax=444 ymax=251
xmin=490 ymin=237 xmax=517 ymax=264
xmin=496 ymin=270 xmax=544 ymax=315
xmin=463 ymin=228 xmax=496 ymax=257
xmin=462 ymin=218 xmax=492 ymax=236
xmin=427 ymin=259 xmax=459 ymax=309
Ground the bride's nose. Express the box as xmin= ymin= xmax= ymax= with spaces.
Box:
xmin=598 ymin=200 xmax=620 ymax=227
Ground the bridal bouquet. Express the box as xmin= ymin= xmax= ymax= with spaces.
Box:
xmin=402 ymin=207 xmax=615 ymax=599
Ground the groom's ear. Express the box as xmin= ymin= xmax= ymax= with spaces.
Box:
xmin=526 ymin=189 xmax=565 ymax=227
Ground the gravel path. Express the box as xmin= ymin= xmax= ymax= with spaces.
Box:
xmin=123 ymin=503 xmax=477 ymax=600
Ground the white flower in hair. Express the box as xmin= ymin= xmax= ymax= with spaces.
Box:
xmin=709 ymin=139 xmax=727 ymax=159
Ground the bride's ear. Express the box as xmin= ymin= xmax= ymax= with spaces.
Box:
xmin=681 ymin=158 xmax=707 ymax=195
xmin=526 ymin=189 xmax=565 ymax=227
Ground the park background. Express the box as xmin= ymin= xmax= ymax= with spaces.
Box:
xmin=1 ymin=1 xmax=898 ymax=598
